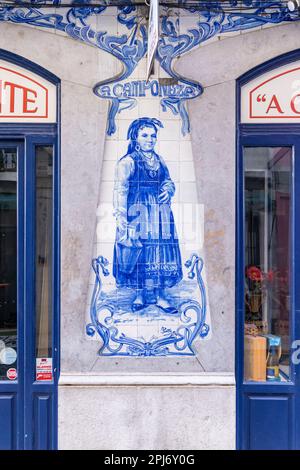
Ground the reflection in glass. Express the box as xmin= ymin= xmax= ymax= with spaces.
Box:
xmin=36 ymin=146 xmax=53 ymax=360
xmin=244 ymin=147 xmax=292 ymax=382
xmin=0 ymin=148 xmax=17 ymax=380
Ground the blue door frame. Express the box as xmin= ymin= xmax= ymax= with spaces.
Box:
xmin=0 ymin=50 xmax=60 ymax=450
xmin=236 ymin=50 xmax=300 ymax=450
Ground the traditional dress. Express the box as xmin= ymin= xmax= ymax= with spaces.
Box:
xmin=113 ymin=150 xmax=182 ymax=289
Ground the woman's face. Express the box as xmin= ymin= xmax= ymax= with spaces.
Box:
xmin=136 ymin=126 xmax=157 ymax=152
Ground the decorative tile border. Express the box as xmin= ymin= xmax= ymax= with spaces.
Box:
xmin=0 ymin=1 xmax=298 ymax=134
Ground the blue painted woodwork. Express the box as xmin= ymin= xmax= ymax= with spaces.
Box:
xmin=33 ymin=394 xmax=53 ymax=450
xmin=0 ymin=50 xmax=60 ymax=450
xmin=236 ymin=50 xmax=300 ymax=450
xmin=248 ymin=395 xmax=292 ymax=449
xmin=0 ymin=395 xmax=16 ymax=450
xmin=0 ymin=140 xmax=24 ymax=450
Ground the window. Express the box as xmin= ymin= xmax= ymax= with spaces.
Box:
xmin=243 ymin=147 xmax=292 ymax=382
xmin=0 ymin=148 xmax=17 ymax=380
xmin=35 ymin=146 xmax=53 ymax=364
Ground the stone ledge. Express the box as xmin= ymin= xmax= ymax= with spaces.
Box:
xmin=59 ymin=373 xmax=235 ymax=386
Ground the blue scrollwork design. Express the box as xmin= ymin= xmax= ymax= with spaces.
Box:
xmin=156 ymin=1 xmax=298 ymax=134
xmin=0 ymin=1 xmax=299 ymax=134
xmin=86 ymin=256 xmax=115 ymax=354
xmin=86 ymin=252 xmax=209 ymax=356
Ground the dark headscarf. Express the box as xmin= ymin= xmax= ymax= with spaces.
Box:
xmin=127 ymin=117 xmax=163 ymax=153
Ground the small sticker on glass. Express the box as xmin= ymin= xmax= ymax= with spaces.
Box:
xmin=7 ymin=368 xmax=17 ymax=380
xmin=36 ymin=358 xmax=53 ymax=381
xmin=0 ymin=347 xmax=17 ymax=365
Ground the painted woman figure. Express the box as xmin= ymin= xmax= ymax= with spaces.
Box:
xmin=113 ymin=117 xmax=182 ymax=313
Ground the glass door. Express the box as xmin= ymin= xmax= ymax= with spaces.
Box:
xmin=237 ymin=134 xmax=300 ymax=450
xmin=0 ymin=145 xmax=19 ymax=382
xmin=0 ymin=137 xmax=58 ymax=450
xmin=243 ymin=147 xmax=292 ymax=383
xmin=0 ymin=142 xmax=24 ymax=450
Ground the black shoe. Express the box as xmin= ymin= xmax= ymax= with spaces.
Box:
xmin=157 ymin=304 xmax=178 ymax=315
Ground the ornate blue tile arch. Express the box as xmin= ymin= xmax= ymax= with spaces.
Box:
xmin=1 ymin=1 xmax=298 ymax=357
xmin=0 ymin=1 xmax=298 ymax=134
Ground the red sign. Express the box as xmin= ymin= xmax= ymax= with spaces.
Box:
xmin=36 ymin=358 xmax=53 ymax=381
xmin=0 ymin=60 xmax=56 ymax=122
xmin=249 ymin=67 xmax=300 ymax=119
xmin=7 ymin=368 xmax=17 ymax=380
xmin=241 ymin=62 xmax=300 ymax=123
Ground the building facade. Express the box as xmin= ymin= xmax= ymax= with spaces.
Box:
xmin=0 ymin=0 xmax=300 ymax=450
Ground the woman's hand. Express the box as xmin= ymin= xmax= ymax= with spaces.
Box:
xmin=116 ymin=217 xmax=128 ymax=243
xmin=158 ymin=190 xmax=171 ymax=204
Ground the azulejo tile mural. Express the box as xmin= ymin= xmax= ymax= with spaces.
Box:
xmin=85 ymin=96 xmax=212 ymax=356
xmin=86 ymin=45 xmax=214 ymax=356
xmin=1 ymin=1 xmax=298 ymax=356
xmin=83 ymin=2 xmax=298 ymax=357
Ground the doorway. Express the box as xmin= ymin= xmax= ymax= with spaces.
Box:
xmin=237 ymin=50 xmax=300 ymax=450
xmin=0 ymin=51 xmax=59 ymax=450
